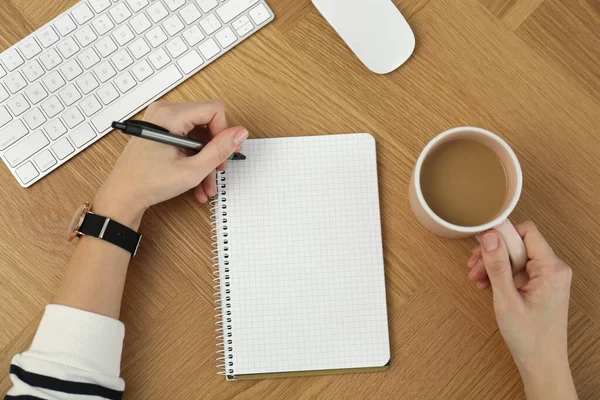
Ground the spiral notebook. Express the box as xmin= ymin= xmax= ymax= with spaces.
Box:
xmin=212 ymin=134 xmax=390 ymax=380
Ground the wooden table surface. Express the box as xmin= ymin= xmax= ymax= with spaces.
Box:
xmin=1 ymin=0 xmax=599 ymax=398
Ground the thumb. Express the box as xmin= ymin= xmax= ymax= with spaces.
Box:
xmin=481 ymin=231 xmax=520 ymax=304
xmin=183 ymin=127 xmax=248 ymax=177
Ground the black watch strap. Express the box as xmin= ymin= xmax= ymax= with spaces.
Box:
xmin=79 ymin=213 xmax=142 ymax=256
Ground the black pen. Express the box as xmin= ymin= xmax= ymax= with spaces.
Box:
xmin=111 ymin=120 xmax=246 ymax=161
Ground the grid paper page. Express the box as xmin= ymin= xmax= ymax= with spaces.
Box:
xmin=217 ymin=134 xmax=389 ymax=377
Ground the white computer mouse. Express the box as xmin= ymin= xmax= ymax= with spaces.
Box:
xmin=312 ymin=0 xmax=415 ymax=74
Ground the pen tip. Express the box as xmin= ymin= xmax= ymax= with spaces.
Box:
xmin=232 ymin=153 xmax=246 ymax=161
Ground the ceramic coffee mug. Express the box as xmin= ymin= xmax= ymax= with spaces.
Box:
xmin=410 ymin=127 xmax=528 ymax=272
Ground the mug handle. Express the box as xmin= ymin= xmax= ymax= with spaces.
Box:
xmin=478 ymin=220 xmax=528 ymax=273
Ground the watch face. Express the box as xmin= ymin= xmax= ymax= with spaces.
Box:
xmin=67 ymin=202 xmax=90 ymax=241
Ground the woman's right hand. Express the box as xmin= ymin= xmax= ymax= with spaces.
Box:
xmin=93 ymin=100 xmax=248 ymax=229
xmin=467 ymin=221 xmax=578 ymax=400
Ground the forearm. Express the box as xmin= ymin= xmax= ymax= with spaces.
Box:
xmin=54 ymin=192 xmax=144 ymax=320
xmin=520 ymin=357 xmax=578 ymax=400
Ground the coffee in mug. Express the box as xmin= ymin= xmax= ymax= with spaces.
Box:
xmin=420 ymin=139 xmax=508 ymax=227
xmin=410 ymin=127 xmax=528 ymax=272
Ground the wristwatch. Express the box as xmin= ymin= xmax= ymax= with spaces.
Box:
xmin=67 ymin=202 xmax=142 ymax=256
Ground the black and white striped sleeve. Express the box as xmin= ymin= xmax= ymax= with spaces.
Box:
xmin=5 ymin=305 xmax=125 ymax=400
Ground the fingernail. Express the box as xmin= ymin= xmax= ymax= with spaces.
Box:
xmin=482 ymin=233 xmax=499 ymax=252
xmin=477 ymin=282 xmax=486 ymax=289
xmin=234 ymin=128 xmax=248 ymax=145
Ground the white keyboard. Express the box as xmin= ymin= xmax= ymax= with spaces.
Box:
xmin=0 ymin=0 xmax=273 ymax=187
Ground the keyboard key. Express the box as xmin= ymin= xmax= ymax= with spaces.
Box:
xmin=115 ymin=71 xmax=136 ymax=93
xmin=233 ymin=16 xmax=253 ymax=36
xmin=0 ymin=106 xmax=12 ymax=128
xmin=182 ymin=26 xmax=205 ymax=47
xmin=217 ymin=0 xmax=258 ymax=23
xmin=163 ymin=15 xmax=185 ymax=37
xmin=235 ymin=21 xmax=253 ymax=37
xmin=23 ymin=108 xmax=47 ymax=130
xmin=180 ymin=4 xmax=201 ymax=24
xmin=94 ymin=61 xmax=116 ymax=83
xmin=22 ymin=60 xmax=45 ymax=82
xmin=62 ymin=107 xmax=85 ymax=128
xmin=16 ymin=161 xmax=39 ymax=184
xmin=148 ymin=2 xmax=169 ymax=23
xmin=1 ymin=48 xmax=24 ymax=71
xmin=59 ymin=84 xmax=82 ymax=106
xmin=249 ymin=4 xmax=270 ymax=25
xmin=0 ymin=84 xmax=7 ymax=102
xmin=54 ymin=15 xmax=77 ymax=36
xmin=146 ymin=27 xmax=168 ymax=47
xmin=95 ymin=36 xmax=118 ymax=58
xmin=149 ymin=49 xmax=171 ymax=70
xmin=109 ymin=3 xmax=132 ymax=24
xmin=7 ymin=93 xmax=30 ymax=116
xmin=91 ymin=65 xmax=182 ymax=132
xmin=216 ymin=27 xmax=237 ymax=48
xmin=57 ymin=37 xmax=80 ymax=59
xmin=19 ymin=38 xmax=42 ymax=59
xmin=78 ymin=48 xmax=101 ymax=69
xmin=33 ymin=149 xmax=57 ymax=172
xmin=113 ymin=25 xmax=135 ymax=46
xmin=233 ymin=15 xmax=250 ymax=31
xmin=92 ymin=14 xmax=115 ymax=36
xmin=111 ymin=49 xmax=134 ymax=71
xmin=165 ymin=0 xmax=185 ymax=12
xmin=71 ymin=4 xmax=94 ymax=25
xmin=5 ymin=72 xmax=27 ymax=93
xmin=44 ymin=119 xmax=68 ymax=140
xmin=60 ymin=59 xmax=83 ymax=81
xmin=39 ymin=48 xmax=62 ymax=70
xmin=69 ymin=123 xmax=96 ymax=147
xmin=129 ymin=38 xmax=151 ymax=60
xmin=199 ymin=38 xmax=221 ymax=60
xmin=127 ymin=0 xmax=149 ymax=13
xmin=75 ymin=26 xmax=98 ymax=48
xmin=177 ymin=50 xmax=203 ymax=74
xmin=166 ymin=37 xmax=187 ymax=58
xmin=76 ymin=72 xmax=99 ymax=95
xmin=0 ymin=120 xmax=28 ymax=150
xmin=200 ymin=14 xmax=222 ymax=35
xmin=80 ymin=95 xmax=102 ymax=117
xmin=52 ymin=137 xmax=75 ymax=159
xmin=197 ymin=0 xmax=218 ymax=13
xmin=36 ymin=26 xmax=60 ymax=48
xmin=89 ymin=0 xmax=112 ymax=13
xmin=24 ymin=82 xmax=48 ymax=105
xmin=5 ymin=130 xmax=49 ymax=167
xmin=42 ymin=71 xmax=66 ymax=93
xmin=97 ymin=83 xmax=119 ymax=105
xmin=41 ymin=96 xmax=65 ymax=118
xmin=131 ymin=60 xmax=153 ymax=81
xmin=130 ymin=14 xmax=151 ymax=35
xmin=0 ymin=65 xmax=5 ymax=79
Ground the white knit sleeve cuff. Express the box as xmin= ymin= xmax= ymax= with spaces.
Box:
xmin=26 ymin=304 xmax=125 ymax=377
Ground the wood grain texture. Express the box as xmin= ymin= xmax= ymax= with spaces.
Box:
xmin=1 ymin=0 xmax=600 ymax=398
xmin=515 ymin=0 xmax=600 ymax=102
xmin=480 ymin=0 xmax=545 ymax=30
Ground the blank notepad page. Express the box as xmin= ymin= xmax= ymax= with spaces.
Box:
xmin=217 ymin=134 xmax=390 ymax=377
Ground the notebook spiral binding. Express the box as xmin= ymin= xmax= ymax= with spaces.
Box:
xmin=211 ymin=170 xmax=235 ymax=380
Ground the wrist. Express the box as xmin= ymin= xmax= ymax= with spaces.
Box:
xmin=93 ymin=186 xmax=145 ymax=231
xmin=519 ymin=355 xmax=576 ymax=399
